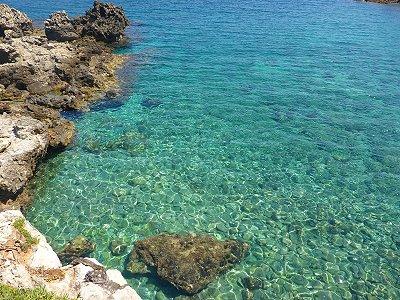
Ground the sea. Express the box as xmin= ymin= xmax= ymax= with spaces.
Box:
xmin=4 ymin=0 xmax=400 ymax=299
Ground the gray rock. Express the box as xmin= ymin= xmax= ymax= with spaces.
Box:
xmin=0 ymin=4 xmax=33 ymax=38
xmin=75 ymin=1 xmax=130 ymax=44
xmin=0 ymin=44 xmax=19 ymax=64
xmin=44 ymin=12 xmax=80 ymax=42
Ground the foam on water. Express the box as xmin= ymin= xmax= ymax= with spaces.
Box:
xmin=4 ymin=0 xmax=400 ymax=299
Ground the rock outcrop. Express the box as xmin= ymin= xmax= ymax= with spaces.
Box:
xmin=44 ymin=12 xmax=80 ymax=42
xmin=0 ymin=210 xmax=141 ymax=300
xmin=126 ymin=234 xmax=249 ymax=295
xmin=0 ymin=114 xmax=48 ymax=198
xmin=44 ymin=1 xmax=129 ymax=44
xmin=0 ymin=107 xmax=75 ymax=208
xmin=0 ymin=2 xmax=128 ymax=206
xmin=0 ymin=33 xmax=124 ymax=109
xmin=76 ymin=1 xmax=130 ymax=44
xmin=0 ymin=4 xmax=33 ymax=38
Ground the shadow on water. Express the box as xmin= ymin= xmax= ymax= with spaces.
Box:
xmin=121 ymin=254 xmax=185 ymax=298
xmin=122 ymin=270 xmax=185 ymax=299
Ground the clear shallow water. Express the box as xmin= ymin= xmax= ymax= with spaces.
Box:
xmin=5 ymin=0 xmax=400 ymax=299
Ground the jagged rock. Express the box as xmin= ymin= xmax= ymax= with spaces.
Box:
xmin=126 ymin=234 xmax=249 ymax=294
xmin=0 ymin=44 xmax=19 ymax=64
xmin=27 ymin=94 xmax=74 ymax=109
xmin=0 ymin=4 xmax=33 ymax=38
xmin=76 ymin=1 xmax=130 ymax=44
xmin=45 ymin=12 xmax=80 ymax=42
xmin=0 ymin=114 xmax=48 ymax=197
xmin=21 ymin=104 xmax=75 ymax=149
xmin=0 ymin=210 xmax=141 ymax=300
xmin=58 ymin=235 xmax=96 ymax=264
xmin=0 ymin=3 xmax=127 ymax=202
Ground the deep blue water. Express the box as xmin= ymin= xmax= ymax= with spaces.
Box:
xmin=4 ymin=0 xmax=400 ymax=299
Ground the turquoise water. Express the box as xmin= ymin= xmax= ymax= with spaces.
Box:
xmin=5 ymin=0 xmax=400 ymax=298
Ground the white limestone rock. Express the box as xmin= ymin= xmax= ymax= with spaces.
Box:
xmin=0 ymin=114 xmax=48 ymax=195
xmin=0 ymin=210 xmax=141 ymax=300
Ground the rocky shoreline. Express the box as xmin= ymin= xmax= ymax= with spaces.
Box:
xmin=0 ymin=2 xmax=250 ymax=299
xmin=0 ymin=1 xmax=128 ymax=210
xmin=0 ymin=210 xmax=141 ymax=299
xmin=0 ymin=2 xmax=143 ymax=299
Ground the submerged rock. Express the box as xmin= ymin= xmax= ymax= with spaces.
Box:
xmin=141 ymin=98 xmax=162 ymax=108
xmin=58 ymin=235 xmax=96 ymax=264
xmin=109 ymin=239 xmax=128 ymax=256
xmin=126 ymin=234 xmax=249 ymax=294
xmin=0 ymin=4 xmax=33 ymax=38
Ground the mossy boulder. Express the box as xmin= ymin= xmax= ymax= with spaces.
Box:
xmin=58 ymin=235 xmax=95 ymax=264
xmin=126 ymin=233 xmax=249 ymax=295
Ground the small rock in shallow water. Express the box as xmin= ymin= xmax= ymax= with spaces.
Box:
xmin=58 ymin=235 xmax=96 ymax=264
xmin=108 ymin=239 xmax=128 ymax=256
xmin=241 ymin=276 xmax=263 ymax=290
xmin=140 ymin=98 xmax=162 ymax=108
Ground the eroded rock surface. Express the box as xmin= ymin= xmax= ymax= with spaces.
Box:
xmin=0 ymin=210 xmax=141 ymax=300
xmin=126 ymin=234 xmax=249 ymax=294
xmin=0 ymin=2 xmax=128 ymax=204
xmin=0 ymin=114 xmax=48 ymax=197
xmin=45 ymin=11 xmax=80 ymax=42
xmin=77 ymin=1 xmax=130 ymax=44
xmin=44 ymin=1 xmax=129 ymax=44
xmin=0 ymin=4 xmax=33 ymax=38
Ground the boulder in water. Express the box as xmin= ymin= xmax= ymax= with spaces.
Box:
xmin=126 ymin=234 xmax=249 ymax=294
xmin=58 ymin=235 xmax=96 ymax=264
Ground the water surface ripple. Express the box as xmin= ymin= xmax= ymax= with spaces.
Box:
xmin=5 ymin=0 xmax=400 ymax=299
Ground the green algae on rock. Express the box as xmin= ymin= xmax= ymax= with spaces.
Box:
xmin=12 ymin=218 xmax=39 ymax=251
xmin=58 ymin=235 xmax=96 ymax=264
xmin=126 ymin=234 xmax=249 ymax=295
